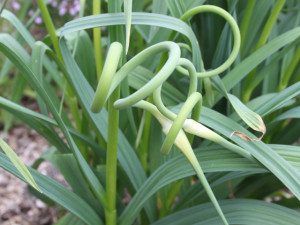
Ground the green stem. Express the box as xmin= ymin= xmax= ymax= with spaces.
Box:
xmin=93 ymin=0 xmax=103 ymax=80
xmin=185 ymin=151 xmax=229 ymax=225
xmin=106 ymin=87 xmax=120 ymax=225
xmin=139 ymin=105 xmax=152 ymax=172
xmin=92 ymin=41 xmax=123 ymax=225
xmin=134 ymin=101 xmax=229 ymax=225
xmin=254 ymin=0 xmax=286 ymax=51
xmin=159 ymin=179 xmax=183 ymax=218
xmin=36 ymin=0 xmax=63 ymax=61
xmin=36 ymin=0 xmax=83 ymax=141
xmin=105 ymin=1 xmax=123 ymax=223
xmin=179 ymin=5 xmax=241 ymax=78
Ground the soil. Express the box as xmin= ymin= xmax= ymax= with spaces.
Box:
xmin=0 ymin=126 xmax=65 ymax=225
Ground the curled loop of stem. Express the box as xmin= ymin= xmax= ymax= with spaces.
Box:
xmin=177 ymin=5 xmax=241 ymax=77
xmin=91 ymin=41 xmax=181 ymax=113
xmin=160 ymin=92 xmax=202 ymax=155
xmin=90 ymin=7 xmax=243 ymax=225
xmin=91 ymin=40 xmax=203 ymax=154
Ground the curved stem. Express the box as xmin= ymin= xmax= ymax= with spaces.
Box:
xmin=89 ymin=6 xmax=244 ymax=223
xmin=160 ymin=92 xmax=202 ymax=155
xmin=184 ymin=150 xmax=229 ymax=225
xmin=183 ymin=119 xmax=255 ymax=162
xmin=136 ymin=102 xmax=229 ymax=225
xmin=91 ymin=42 xmax=123 ymax=113
xmin=179 ymin=5 xmax=241 ymax=78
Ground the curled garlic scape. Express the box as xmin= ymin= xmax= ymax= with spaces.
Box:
xmin=91 ymin=5 xmax=261 ymax=225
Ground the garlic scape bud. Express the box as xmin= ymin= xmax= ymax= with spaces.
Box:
xmin=133 ymin=100 xmax=229 ymax=225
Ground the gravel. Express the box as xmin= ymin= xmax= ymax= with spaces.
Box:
xmin=0 ymin=126 xmax=64 ymax=225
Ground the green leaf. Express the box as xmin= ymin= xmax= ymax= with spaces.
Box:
xmin=173 ymin=171 xmax=252 ymax=211
xmin=51 ymin=153 xmax=103 ymax=215
xmin=228 ymin=93 xmax=266 ymax=141
xmin=53 ymin=213 xmax=85 ymax=225
xmin=199 ymin=107 xmax=300 ymax=200
xmin=271 ymin=107 xmax=300 ymax=123
xmin=211 ymin=76 xmax=266 ymax=141
xmin=3 ymin=73 xmax=26 ymax=132
xmin=119 ymin=140 xmax=300 ymax=225
xmin=256 ymin=81 xmax=300 ymax=117
xmin=218 ymin=27 xmax=300 ymax=101
xmin=0 ymin=138 xmax=41 ymax=192
xmin=119 ymin=145 xmax=264 ymax=225
xmin=1 ymin=9 xmax=65 ymax=89
xmin=60 ymin=12 xmax=201 ymax=69
xmin=152 ymin=199 xmax=300 ymax=225
xmin=124 ymin=0 xmax=132 ymax=54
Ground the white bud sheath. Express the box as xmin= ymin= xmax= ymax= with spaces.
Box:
xmin=183 ymin=119 xmax=220 ymax=141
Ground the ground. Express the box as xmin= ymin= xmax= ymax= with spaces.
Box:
xmin=0 ymin=126 xmax=65 ymax=225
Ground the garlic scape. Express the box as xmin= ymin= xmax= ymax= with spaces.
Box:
xmin=89 ymin=6 xmax=265 ymax=224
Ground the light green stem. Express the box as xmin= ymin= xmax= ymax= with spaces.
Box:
xmin=183 ymin=119 xmax=255 ymax=162
xmin=89 ymin=6 xmax=245 ymax=224
xmin=134 ymin=101 xmax=229 ymax=225
xmin=179 ymin=5 xmax=241 ymax=78
xmin=185 ymin=150 xmax=229 ymax=225
xmin=36 ymin=0 xmax=83 ymax=141
xmin=106 ymin=87 xmax=119 ymax=225
xmin=36 ymin=0 xmax=63 ymax=61
xmin=93 ymin=0 xmax=103 ymax=80
xmin=93 ymin=41 xmax=123 ymax=225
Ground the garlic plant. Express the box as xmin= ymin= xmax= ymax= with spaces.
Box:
xmin=1 ymin=1 xmax=300 ymax=225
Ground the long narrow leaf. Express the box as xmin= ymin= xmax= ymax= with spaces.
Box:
xmin=218 ymin=27 xmax=300 ymax=101
xmin=199 ymin=107 xmax=300 ymax=200
xmin=0 ymin=138 xmax=41 ymax=192
xmin=152 ymin=199 xmax=300 ymax=225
